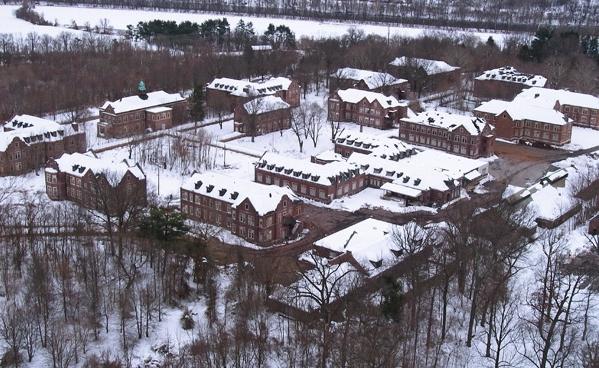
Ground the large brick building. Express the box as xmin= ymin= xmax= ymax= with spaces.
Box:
xmin=328 ymin=89 xmax=409 ymax=130
xmin=0 ymin=115 xmax=86 ymax=176
xmin=255 ymin=152 xmax=367 ymax=203
xmin=333 ymin=130 xmax=416 ymax=159
xmin=180 ymin=172 xmax=303 ymax=246
xmin=513 ymin=87 xmax=599 ymax=129
xmin=347 ymin=152 xmax=463 ymax=206
xmin=399 ymin=111 xmax=495 ymax=158
xmin=388 ymin=57 xmax=461 ymax=96
xmin=98 ymin=87 xmax=187 ymax=138
xmin=45 ymin=152 xmax=147 ymax=212
xmin=206 ymin=76 xmax=301 ymax=112
xmin=329 ymin=67 xmax=411 ymax=99
xmin=474 ymin=66 xmax=547 ymax=101
xmin=233 ymin=96 xmax=291 ymax=136
xmin=474 ymin=99 xmax=572 ymax=146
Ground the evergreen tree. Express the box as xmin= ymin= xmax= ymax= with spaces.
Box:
xmin=138 ymin=206 xmax=189 ymax=242
xmin=189 ymin=85 xmax=205 ymax=122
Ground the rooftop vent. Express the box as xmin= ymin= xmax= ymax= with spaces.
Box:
xmin=231 ymin=191 xmax=239 ymax=200
xmin=206 ymin=185 xmax=214 ymax=193
xmin=219 ymin=188 xmax=227 ymax=196
xmin=195 ymin=180 xmax=203 ymax=189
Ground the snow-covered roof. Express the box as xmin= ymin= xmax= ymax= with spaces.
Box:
xmin=331 ymin=67 xmax=407 ymax=89
xmin=48 ymin=152 xmax=145 ymax=185
xmin=145 ymin=106 xmax=172 ymax=114
xmin=388 ymin=57 xmax=460 ymax=75
xmin=348 ymin=152 xmax=460 ymax=193
xmin=207 ymin=76 xmax=293 ymax=98
xmin=256 ymin=152 xmax=362 ymax=186
xmin=251 ymin=44 xmax=272 ymax=51
xmin=513 ymin=87 xmax=599 ymax=110
xmin=474 ymin=99 xmax=571 ymax=126
xmin=313 ymin=150 xmax=344 ymax=163
xmin=334 ymin=88 xmax=408 ymax=109
xmin=101 ymin=91 xmax=185 ymax=114
xmin=243 ymin=96 xmax=290 ymax=114
xmin=335 ymin=131 xmax=415 ymax=158
xmin=181 ymin=171 xmax=298 ymax=216
xmin=0 ymin=114 xmax=78 ymax=151
xmin=401 ymin=111 xmax=492 ymax=136
xmin=314 ymin=218 xmax=433 ymax=276
xmin=475 ymin=66 xmax=547 ymax=87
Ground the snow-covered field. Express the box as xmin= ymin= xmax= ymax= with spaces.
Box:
xmin=0 ymin=4 xmax=516 ymax=43
xmin=561 ymin=126 xmax=599 ymax=151
xmin=0 ymin=5 xmax=87 ymax=37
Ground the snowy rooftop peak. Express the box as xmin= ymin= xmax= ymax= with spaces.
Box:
xmin=335 ymin=88 xmax=407 ymax=108
xmin=332 ymin=67 xmax=408 ymax=89
xmin=101 ymin=90 xmax=185 ymax=114
xmin=257 ymin=152 xmax=362 ymax=186
xmin=243 ymin=96 xmax=290 ymax=114
xmin=475 ymin=99 xmax=571 ymax=126
xmin=49 ymin=152 xmax=145 ymax=184
xmin=514 ymin=87 xmax=599 ymax=110
xmin=207 ymin=76 xmax=293 ymax=98
xmin=0 ymin=114 xmax=77 ymax=151
xmin=475 ymin=66 xmax=547 ymax=87
xmin=388 ymin=57 xmax=460 ymax=75
xmin=401 ymin=111 xmax=491 ymax=136
xmin=335 ymin=131 xmax=415 ymax=157
xmin=182 ymin=171 xmax=299 ymax=216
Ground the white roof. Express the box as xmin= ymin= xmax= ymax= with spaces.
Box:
xmin=475 ymin=99 xmax=571 ymax=126
xmin=181 ymin=171 xmax=298 ymax=216
xmin=335 ymin=130 xmax=414 ymax=158
xmin=243 ymin=95 xmax=290 ymax=114
xmin=101 ymin=91 xmax=185 ymax=114
xmin=0 ymin=114 xmax=77 ymax=151
xmin=251 ymin=45 xmax=272 ymax=51
xmin=401 ymin=111 xmax=492 ymax=136
xmin=145 ymin=106 xmax=172 ymax=113
xmin=332 ymin=67 xmax=407 ymax=89
xmin=335 ymin=88 xmax=408 ymax=109
xmin=381 ymin=182 xmax=423 ymax=198
xmin=207 ymin=76 xmax=293 ymax=98
xmin=475 ymin=66 xmax=547 ymax=87
xmin=348 ymin=152 xmax=460 ymax=193
xmin=257 ymin=152 xmax=362 ymax=186
xmin=313 ymin=150 xmax=344 ymax=162
xmin=389 ymin=57 xmax=460 ymax=75
xmin=314 ymin=218 xmax=431 ymax=276
xmin=48 ymin=152 xmax=145 ymax=185
xmin=514 ymin=87 xmax=599 ymax=110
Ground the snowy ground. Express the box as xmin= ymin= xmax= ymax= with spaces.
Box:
xmin=561 ymin=126 xmax=599 ymax=151
xmin=0 ymin=4 xmax=517 ymax=43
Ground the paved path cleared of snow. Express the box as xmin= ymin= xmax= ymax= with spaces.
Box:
xmin=0 ymin=4 xmax=516 ymax=43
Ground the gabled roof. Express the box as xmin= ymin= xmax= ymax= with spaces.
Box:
xmin=101 ymin=91 xmax=185 ymax=114
xmin=181 ymin=172 xmax=299 ymax=216
xmin=0 ymin=114 xmax=75 ymax=151
xmin=256 ymin=152 xmax=362 ymax=186
xmin=243 ymin=96 xmax=290 ymax=114
xmin=347 ymin=152 xmax=461 ymax=193
xmin=401 ymin=111 xmax=492 ymax=136
xmin=514 ymin=87 xmax=599 ymax=110
xmin=47 ymin=152 xmax=145 ymax=186
xmin=388 ymin=57 xmax=460 ymax=75
xmin=335 ymin=131 xmax=414 ymax=158
xmin=474 ymin=99 xmax=571 ymax=126
xmin=475 ymin=66 xmax=547 ymax=87
xmin=331 ymin=67 xmax=407 ymax=89
xmin=207 ymin=76 xmax=293 ymax=98
xmin=335 ymin=88 xmax=408 ymax=109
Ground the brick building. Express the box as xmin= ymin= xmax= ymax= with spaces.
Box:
xmin=328 ymin=89 xmax=409 ymax=130
xmin=329 ymin=67 xmax=411 ymax=99
xmin=474 ymin=99 xmax=572 ymax=146
xmin=180 ymin=172 xmax=303 ymax=246
xmin=255 ymin=152 xmax=367 ymax=203
xmin=333 ymin=130 xmax=416 ymax=159
xmin=474 ymin=66 xmax=547 ymax=101
xmin=206 ymin=76 xmax=301 ymax=112
xmin=233 ymin=96 xmax=291 ymax=136
xmin=0 ymin=115 xmax=86 ymax=176
xmin=513 ymin=87 xmax=599 ymax=129
xmin=388 ymin=57 xmax=461 ymax=96
xmin=399 ymin=111 xmax=495 ymax=158
xmin=98 ymin=86 xmax=187 ymax=138
xmin=45 ymin=152 xmax=147 ymax=212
